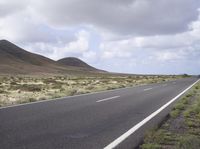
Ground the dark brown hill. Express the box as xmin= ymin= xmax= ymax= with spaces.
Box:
xmin=57 ymin=57 xmax=99 ymax=71
xmin=0 ymin=40 xmax=55 ymax=66
xmin=0 ymin=40 xmax=105 ymax=74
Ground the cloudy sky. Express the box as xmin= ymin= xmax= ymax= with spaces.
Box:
xmin=0 ymin=0 xmax=200 ymax=74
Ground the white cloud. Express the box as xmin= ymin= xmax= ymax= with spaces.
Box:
xmin=100 ymin=40 xmax=133 ymax=59
xmin=0 ymin=0 xmax=200 ymax=74
xmin=95 ymin=11 xmax=200 ymax=74
xmin=30 ymin=0 xmax=200 ymax=36
xmin=63 ymin=30 xmax=89 ymax=53
xmin=0 ymin=9 xmax=58 ymax=43
xmin=23 ymin=30 xmax=90 ymax=60
xmin=0 ymin=0 xmax=28 ymax=17
xmin=154 ymin=50 xmax=185 ymax=62
xmin=81 ymin=50 xmax=98 ymax=64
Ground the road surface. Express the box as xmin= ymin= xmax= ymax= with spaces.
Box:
xmin=0 ymin=77 xmax=199 ymax=149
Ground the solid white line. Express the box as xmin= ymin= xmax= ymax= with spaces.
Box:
xmin=104 ymin=79 xmax=199 ymax=149
xmin=96 ymin=96 xmax=120 ymax=103
xmin=143 ymin=88 xmax=153 ymax=91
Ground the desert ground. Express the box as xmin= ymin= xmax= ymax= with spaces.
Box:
xmin=0 ymin=75 xmax=182 ymax=107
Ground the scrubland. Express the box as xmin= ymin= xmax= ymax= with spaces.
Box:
xmin=0 ymin=75 xmax=181 ymax=107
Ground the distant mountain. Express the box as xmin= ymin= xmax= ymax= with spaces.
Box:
xmin=57 ymin=57 xmax=100 ymax=71
xmin=0 ymin=40 xmax=56 ymax=65
xmin=0 ymin=40 xmax=105 ymax=75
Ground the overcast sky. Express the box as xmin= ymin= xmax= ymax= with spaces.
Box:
xmin=0 ymin=0 xmax=200 ymax=74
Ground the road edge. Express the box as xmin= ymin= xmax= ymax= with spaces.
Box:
xmin=104 ymin=79 xmax=200 ymax=149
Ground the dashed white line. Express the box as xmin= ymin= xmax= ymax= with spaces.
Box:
xmin=143 ymin=88 xmax=153 ymax=91
xmin=103 ymin=79 xmax=199 ymax=149
xmin=96 ymin=96 xmax=120 ymax=103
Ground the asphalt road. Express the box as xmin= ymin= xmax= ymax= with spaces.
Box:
xmin=0 ymin=77 xmax=199 ymax=149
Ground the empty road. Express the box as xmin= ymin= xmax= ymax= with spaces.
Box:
xmin=0 ymin=77 xmax=199 ymax=149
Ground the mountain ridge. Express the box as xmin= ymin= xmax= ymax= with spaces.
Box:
xmin=57 ymin=57 xmax=99 ymax=71
xmin=0 ymin=39 xmax=105 ymax=75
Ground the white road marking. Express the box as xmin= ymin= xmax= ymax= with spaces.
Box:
xmin=104 ymin=79 xmax=199 ymax=149
xmin=173 ymin=82 xmax=176 ymax=84
xmin=96 ymin=96 xmax=120 ymax=103
xmin=143 ymin=88 xmax=153 ymax=91
xmin=163 ymin=84 xmax=167 ymax=87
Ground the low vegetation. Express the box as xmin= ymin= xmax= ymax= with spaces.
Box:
xmin=140 ymin=81 xmax=200 ymax=149
xmin=0 ymin=75 xmax=183 ymax=107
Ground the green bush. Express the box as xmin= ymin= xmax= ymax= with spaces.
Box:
xmin=38 ymin=97 xmax=47 ymax=101
xmin=52 ymin=83 xmax=62 ymax=89
xmin=141 ymin=143 xmax=161 ymax=149
xmin=11 ymin=84 xmax=42 ymax=92
xmin=28 ymin=98 xmax=37 ymax=102
xmin=144 ymin=129 xmax=167 ymax=144
xmin=0 ymin=89 xmax=8 ymax=94
xmin=170 ymin=109 xmax=180 ymax=118
xmin=66 ymin=89 xmax=77 ymax=96
xmin=173 ymin=103 xmax=185 ymax=111
xmin=43 ymin=78 xmax=57 ymax=84
xmin=10 ymin=81 xmax=18 ymax=85
xmin=176 ymin=135 xmax=200 ymax=149
xmin=186 ymin=94 xmax=192 ymax=98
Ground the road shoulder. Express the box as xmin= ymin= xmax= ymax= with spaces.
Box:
xmin=140 ymin=80 xmax=200 ymax=149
